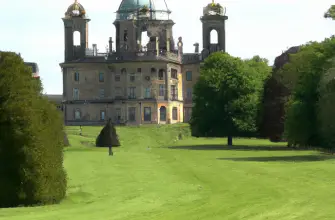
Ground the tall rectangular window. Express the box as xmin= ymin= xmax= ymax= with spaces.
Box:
xmin=144 ymin=88 xmax=151 ymax=98
xmin=128 ymin=107 xmax=136 ymax=122
xmin=99 ymin=72 xmax=104 ymax=82
xmin=172 ymin=107 xmax=178 ymax=120
xmin=128 ymin=87 xmax=136 ymax=99
xmin=129 ymin=73 xmax=135 ymax=82
xmin=171 ymin=69 xmax=178 ymax=79
xmin=186 ymin=88 xmax=192 ymax=99
xmin=115 ymin=108 xmax=121 ymax=121
xmin=73 ymin=88 xmax=79 ymax=100
xmin=144 ymin=107 xmax=151 ymax=121
xmin=115 ymin=74 xmax=120 ymax=81
xmin=171 ymin=85 xmax=177 ymax=100
xmin=99 ymin=89 xmax=105 ymax=98
xmin=186 ymin=71 xmax=192 ymax=81
xmin=159 ymin=84 xmax=165 ymax=96
xmin=74 ymin=72 xmax=79 ymax=81
xmin=100 ymin=111 xmax=105 ymax=120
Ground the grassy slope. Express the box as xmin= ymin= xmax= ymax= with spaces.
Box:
xmin=1 ymin=124 xmax=335 ymax=220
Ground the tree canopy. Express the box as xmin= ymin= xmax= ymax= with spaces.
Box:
xmin=0 ymin=51 xmax=67 ymax=207
xmin=190 ymin=52 xmax=270 ymax=145
xmin=324 ymin=5 xmax=335 ymax=19
xmin=279 ymin=37 xmax=335 ymax=148
xmin=258 ymin=46 xmax=300 ymax=141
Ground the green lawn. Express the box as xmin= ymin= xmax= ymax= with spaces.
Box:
xmin=1 ymin=124 xmax=335 ymax=220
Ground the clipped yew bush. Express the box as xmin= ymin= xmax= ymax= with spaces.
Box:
xmin=0 ymin=51 xmax=67 ymax=207
xmin=96 ymin=119 xmax=120 ymax=147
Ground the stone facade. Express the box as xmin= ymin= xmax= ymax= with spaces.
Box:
xmin=59 ymin=0 xmax=228 ymax=125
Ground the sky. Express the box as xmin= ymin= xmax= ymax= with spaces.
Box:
xmin=0 ymin=0 xmax=334 ymax=95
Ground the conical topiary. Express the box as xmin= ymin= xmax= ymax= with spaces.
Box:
xmin=96 ymin=119 xmax=120 ymax=147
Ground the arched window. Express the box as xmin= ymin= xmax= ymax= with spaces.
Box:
xmin=73 ymin=31 xmax=81 ymax=46
xmin=160 ymin=106 xmax=166 ymax=121
xmin=74 ymin=109 xmax=81 ymax=120
xmin=210 ymin=29 xmax=218 ymax=44
xmin=121 ymin=68 xmax=127 ymax=74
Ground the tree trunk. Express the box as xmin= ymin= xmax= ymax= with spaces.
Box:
xmin=227 ymin=136 xmax=233 ymax=146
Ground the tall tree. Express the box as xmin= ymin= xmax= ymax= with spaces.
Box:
xmin=0 ymin=51 xmax=67 ymax=207
xmin=258 ymin=46 xmax=300 ymax=141
xmin=190 ymin=52 xmax=268 ymax=145
xmin=281 ymin=38 xmax=335 ymax=147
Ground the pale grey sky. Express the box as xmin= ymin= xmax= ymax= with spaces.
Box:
xmin=0 ymin=0 xmax=333 ymax=94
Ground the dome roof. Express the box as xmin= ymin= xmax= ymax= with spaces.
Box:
xmin=116 ymin=0 xmax=171 ymax=20
xmin=65 ymin=0 xmax=86 ymax=18
xmin=117 ymin=0 xmax=155 ymax=20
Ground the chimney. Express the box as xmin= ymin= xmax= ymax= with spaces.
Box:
xmin=109 ymin=37 xmax=113 ymax=53
xmin=193 ymin=43 xmax=199 ymax=53
xmin=92 ymin=44 xmax=97 ymax=56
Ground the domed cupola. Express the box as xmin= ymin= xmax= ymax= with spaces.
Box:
xmin=116 ymin=0 xmax=156 ymax=20
xmin=65 ymin=0 xmax=86 ymax=18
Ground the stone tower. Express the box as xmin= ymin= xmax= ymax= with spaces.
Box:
xmin=114 ymin=0 xmax=175 ymax=54
xmin=200 ymin=1 xmax=228 ymax=59
xmin=62 ymin=0 xmax=90 ymax=61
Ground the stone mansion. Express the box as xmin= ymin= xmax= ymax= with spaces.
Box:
xmin=60 ymin=0 xmax=228 ymax=125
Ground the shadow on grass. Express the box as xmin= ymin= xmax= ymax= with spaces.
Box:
xmin=168 ymin=145 xmax=309 ymax=151
xmin=218 ymin=155 xmax=335 ymax=162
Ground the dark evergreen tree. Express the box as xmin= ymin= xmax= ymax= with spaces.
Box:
xmin=96 ymin=119 xmax=120 ymax=147
xmin=258 ymin=46 xmax=299 ymax=141
xmin=0 ymin=51 xmax=67 ymax=207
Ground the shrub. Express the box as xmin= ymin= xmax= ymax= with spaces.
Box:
xmin=0 ymin=51 xmax=67 ymax=207
xmin=96 ymin=119 xmax=120 ymax=147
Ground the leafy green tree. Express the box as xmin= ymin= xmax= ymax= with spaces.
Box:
xmin=280 ymin=38 xmax=335 ymax=147
xmin=324 ymin=5 xmax=335 ymax=19
xmin=0 ymin=51 xmax=67 ymax=207
xmin=190 ymin=52 xmax=268 ymax=145
xmin=317 ymin=58 xmax=335 ymax=149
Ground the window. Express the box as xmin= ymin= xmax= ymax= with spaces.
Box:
xmin=99 ymin=72 xmax=104 ymax=82
xmin=186 ymin=71 xmax=192 ymax=81
xmin=115 ymin=108 xmax=121 ymax=121
xmin=73 ymin=88 xmax=79 ymax=100
xmin=74 ymin=109 xmax=81 ymax=120
xmin=74 ymin=72 xmax=79 ymax=81
xmin=99 ymin=89 xmax=105 ymax=98
xmin=121 ymin=68 xmax=127 ymax=74
xmin=172 ymin=107 xmax=178 ymax=120
xmin=129 ymin=73 xmax=135 ymax=82
xmin=171 ymin=85 xmax=178 ymax=100
xmin=128 ymin=107 xmax=136 ymax=122
xmin=128 ymin=87 xmax=136 ymax=99
xmin=115 ymin=87 xmax=122 ymax=97
xmin=159 ymin=84 xmax=165 ymax=96
xmin=144 ymin=88 xmax=151 ymax=98
xmin=115 ymin=74 xmax=120 ymax=81
xmin=160 ymin=106 xmax=166 ymax=121
xmin=158 ymin=69 xmax=164 ymax=80
xmin=171 ymin=69 xmax=178 ymax=79
xmin=100 ymin=111 xmax=105 ymax=120
xmin=186 ymin=88 xmax=192 ymax=99
xmin=151 ymin=68 xmax=156 ymax=74
xmin=144 ymin=107 xmax=151 ymax=121
xmin=137 ymin=68 xmax=141 ymax=73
